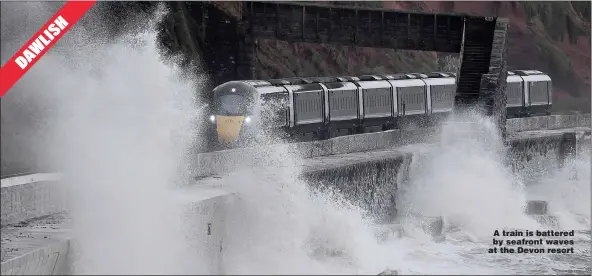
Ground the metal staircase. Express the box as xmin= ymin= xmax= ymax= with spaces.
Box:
xmin=455 ymin=17 xmax=497 ymax=108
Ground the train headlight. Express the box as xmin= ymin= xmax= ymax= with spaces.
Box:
xmin=245 ymin=116 xmax=251 ymax=124
xmin=209 ymin=115 xmax=215 ymax=122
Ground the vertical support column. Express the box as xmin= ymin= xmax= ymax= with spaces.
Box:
xmin=479 ymin=18 xmax=509 ymax=139
xmin=236 ymin=37 xmax=256 ymax=80
xmin=174 ymin=2 xmax=201 ymax=67
xmin=558 ymin=132 xmax=577 ymax=168
xmin=453 ymin=17 xmax=468 ymax=110
xmin=236 ymin=3 xmax=256 ymax=81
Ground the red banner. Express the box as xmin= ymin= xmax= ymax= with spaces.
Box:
xmin=0 ymin=1 xmax=96 ymax=97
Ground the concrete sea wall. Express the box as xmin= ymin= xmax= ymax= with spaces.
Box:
xmin=1 ymin=173 xmax=65 ymax=227
xmin=196 ymin=114 xmax=590 ymax=178
xmin=507 ymin=113 xmax=590 ymax=132
xmin=0 ymin=214 xmax=70 ymax=275
xmin=1 ymin=114 xmax=589 ymax=275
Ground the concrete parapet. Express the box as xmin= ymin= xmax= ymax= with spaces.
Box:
xmin=1 ymin=173 xmax=65 ymax=227
xmin=195 ymin=127 xmax=442 ymax=178
xmin=507 ymin=129 xmax=569 ymax=165
xmin=505 ymin=117 xmax=521 ymax=132
xmin=558 ymin=132 xmax=577 ymax=168
xmin=506 ymin=114 xmax=591 ymax=133
xmin=194 ymin=114 xmax=589 ymax=178
xmin=546 ymin=114 xmax=577 ymax=130
xmin=302 ymin=148 xmax=413 ymax=222
xmin=0 ymin=238 xmax=70 ymax=275
xmin=1 ymin=186 xmax=234 ymax=275
xmin=329 ymin=130 xmax=398 ymax=156
xmin=0 ymin=213 xmax=71 ymax=275
xmin=578 ymin=113 xmax=591 ymax=128
xmin=170 ymin=185 xmax=235 ymax=274
xmin=1 ymin=174 xmax=70 ymax=275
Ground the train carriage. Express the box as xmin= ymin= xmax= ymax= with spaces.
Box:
xmin=287 ymin=82 xmax=326 ymax=140
xmin=423 ymin=72 xmax=456 ymax=117
xmin=506 ymin=71 xmax=525 ymax=118
xmin=356 ymin=75 xmax=395 ymax=133
xmin=513 ymin=70 xmax=552 ymax=116
xmin=323 ymin=80 xmax=361 ymax=137
xmin=389 ymin=74 xmax=429 ymax=128
xmin=206 ymin=69 xmax=553 ymax=147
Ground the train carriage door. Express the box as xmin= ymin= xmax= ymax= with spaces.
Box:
xmin=288 ymin=84 xmax=325 ymax=126
xmin=394 ymin=80 xmax=427 ymax=116
xmin=547 ymin=79 xmax=552 ymax=106
xmin=323 ymin=82 xmax=359 ymax=122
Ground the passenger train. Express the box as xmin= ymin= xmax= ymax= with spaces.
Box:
xmin=207 ymin=70 xmax=552 ymax=146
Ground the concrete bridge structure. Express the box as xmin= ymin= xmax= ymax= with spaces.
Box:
xmin=1 ymin=114 xmax=590 ymax=275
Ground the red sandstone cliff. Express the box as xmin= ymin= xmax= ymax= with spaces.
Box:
xmin=403 ymin=1 xmax=591 ymax=112
xmin=213 ymin=1 xmax=591 ymax=112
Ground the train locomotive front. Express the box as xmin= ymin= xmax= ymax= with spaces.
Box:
xmin=207 ymin=81 xmax=258 ymax=147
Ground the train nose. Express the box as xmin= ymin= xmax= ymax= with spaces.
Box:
xmin=215 ymin=115 xmax=245 ymax=143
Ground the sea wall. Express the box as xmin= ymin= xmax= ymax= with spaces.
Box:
xmin=1 ymin=114 xmax=589 ymax=275
xmin=1 ymin=173 xmax=65 ymax=227
xmin=196 ymin=114 xmax=590 ymax=178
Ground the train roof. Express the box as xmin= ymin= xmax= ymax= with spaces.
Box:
xmin=212 ymin=81 xmax=260 ymax=96
xmin=358 ymin=75 xmax=384 ymax=81
xmin=227 ymin=70 xmax=548 ymax=94
xmin=511 ymin=70 xmax=545 ymax=76
xmin=425 ymin=72 xmax=454 ymax=78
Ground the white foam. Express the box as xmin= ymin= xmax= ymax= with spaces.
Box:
xmin=3 ymin=2 xmax=210 ymax=274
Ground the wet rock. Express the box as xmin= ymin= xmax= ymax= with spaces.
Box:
xmin=531 ymin=215 xmax=559 ymax=229
xmin=378 ymin=268 xmax=399 ymax=275
xmin=432 ymin=234 xmax=446 ymax=243
xmin=374 ymin=224 xmax=404 ymax=242
xmin=524 ymin=200 xmax=548 ymax=215
xmin=420 ymin=216 xmax=444 ymax=237
xmin=524 ymin=200 xmax=559 ymax=228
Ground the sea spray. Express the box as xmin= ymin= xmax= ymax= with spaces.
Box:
xmin=398 ymin=112 xmax=537 ymax=239
xmin=3 ymin=2 xmax=209 ymax=274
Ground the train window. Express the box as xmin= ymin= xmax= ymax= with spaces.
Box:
xmin=529 ymin=81 xmax=549 ymax=104
xmin=215 ymin=94 xmax=253 ymax=115
xmin=363 ymin=88 xmax=391 ymax=116
xmin=430 ymin=85 xmax=455 ymax=110
xmin=398 ymin=86 xmax=425 ymax=114
xmin=506 ymin=82 xmax=522 ymax=106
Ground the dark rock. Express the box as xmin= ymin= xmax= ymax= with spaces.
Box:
xmin=531 ymin=215 xmax=559 ymax=229
xmin=524 ymin=200 xmax=548 ymax=215
xmin=421 ymin=216 xmax=444 ymax=237
xmin=378 ymin=268 xmax=399 ymax=275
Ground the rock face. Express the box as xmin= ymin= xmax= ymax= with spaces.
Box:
xmin=415 ymin=1 xmax=590 ymax=112
xmin=524 ymin=200 xmax=559 ymax=228
xmin=201 ymin=1 xmax=590 ymax=113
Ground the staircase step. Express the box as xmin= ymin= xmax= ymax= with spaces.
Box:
xmin=457 ymin=19 xmax=497 ymax=103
